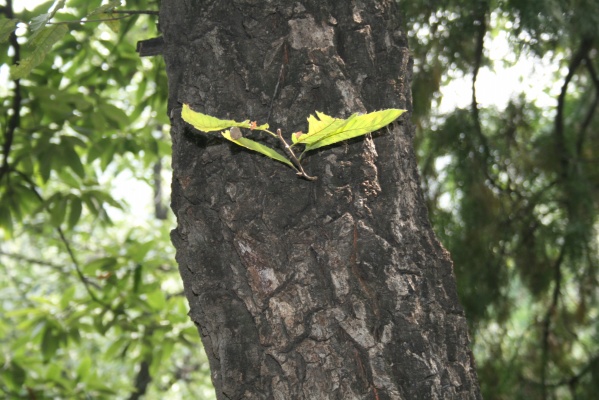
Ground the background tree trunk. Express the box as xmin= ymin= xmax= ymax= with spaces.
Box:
xmin=161 ymin=0 xmax=481 ymax=398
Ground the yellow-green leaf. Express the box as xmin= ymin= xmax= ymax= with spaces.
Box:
xmin=294 ymin=109 xmax=406 ymax=152
xmin=181 ymin=104 xmax=250 ymax=132
xmin=293 ymin=111 xmax=354 ymax=145
xmin=251 ymin=122 xmax=270 ymax=131
xmin=222 ymin=130 xmax=294 ymax=168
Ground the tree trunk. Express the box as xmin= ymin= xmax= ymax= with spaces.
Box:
xmin=161 ymin=1 xmax=481 ymax=398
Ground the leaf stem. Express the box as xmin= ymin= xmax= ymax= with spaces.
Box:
xmin=262 ymin=129 xmax=279 ymax=139
xmin=275 ymin=129 xmax=317 ymax=181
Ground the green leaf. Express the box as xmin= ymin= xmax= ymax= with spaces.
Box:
xmin=0 ymin=18 xmax=18 ymax=43
xmin=294 ymin=109 xmax=405 ymax=152
xmin=84 ymin=257 xmax=118 ymax=274
xmin=222 ymin=130 xmax=294 ymax=168
xmin=10 ymin=24 xmax=68 ymax=79
xmin=38 ymin=148 xmax=53 ymax=183
xmin=67 ymin=196 xmax=82 ymax=229
xmin=100 ymin=142 xmax=118 ymax=171
xmin=133 ymin=264 xmax=142 ymax=293
xmin=104 ymin=337 xmax=128 ymax=360
xmin=56 ymin=168 xmax=81 ymax=189
xmin=41 ymin=326 xmax=61 ymax=362
xmin=60 ymin=286 xmax=76 ymax=309
xmin=98 ymin=103 xmax=130 ymax=128
xmin=88 ymin=0 xmax=122 ymax=17
xmin=98 ymin=13 xmax=120 ymax=33
xmin=15 ymin=183 xmax=42 ymax=216
xmin=45 ymin=362 xmax=61 ymax=381
xmin=182 ymin=104 xmax=251 ymax=132
xmin=3 ymin=361 xmax=26 ymax=391
xmin=145 ymin=289 xmax=166 ymax=310
xmin=76 ymin=355 xmax=92 ymax=382
xmin=129 ymin=241 xmax=154 ymax=263
xmin=60 ymin=142 xmax=85 ymax=178
xmin=49 ymin=195 xmax=68 ymax=227
xmin=30 ymin=13 xmax=51 ymax=32
xmin=0 ymin=202 xmax=14 ymax=238
xmin=30 ymin=0 xmax=67 ymax=32
xmin=87 ymin=137 xmax=113 ymax=163
xmin=69 ymin=327 xmax=81 ymax=344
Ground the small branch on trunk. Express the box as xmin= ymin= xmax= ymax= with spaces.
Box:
xmin=275 ymin=129 xmax=317 ymax=181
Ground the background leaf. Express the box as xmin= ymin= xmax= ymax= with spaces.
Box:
xmin=0 ymin=18 xmax=18 ymax=43
xmin=10 ymin=24 xmax=68 ymax=79
xmin=29 ymin=13 xmax=51 ymax=32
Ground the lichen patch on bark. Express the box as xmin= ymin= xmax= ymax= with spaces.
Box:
xmin=288 ymin=15 xmax=335 ymax=50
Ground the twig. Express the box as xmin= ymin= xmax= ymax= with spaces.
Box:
xmin=267 ymin=63 xmax=285 ymax=124
xmin=275 ymin=129 xmax=317 ymax=180
xmin=47 ymin=15 xmax=132 ymax=25
xmin=56 ymin=226 xmax=107 ymax=300
xmin=267 ymin=42 xmax=289 ymax=123
xmin=110 ymin=10 xmax=159 ymax=16
xmin=0 ymin=250 xmax=68 ymax=272
xmin=44 ymin=7 xmax=158 ymax=26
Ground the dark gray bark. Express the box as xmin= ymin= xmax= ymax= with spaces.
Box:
xmin=161 ymin=1 xmax=481 ymax=398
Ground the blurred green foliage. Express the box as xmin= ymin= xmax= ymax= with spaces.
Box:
xmin=405 ymin=0 xmax=599 ymax=398
xmin=0 ymin=1 xmax=214 ymax=398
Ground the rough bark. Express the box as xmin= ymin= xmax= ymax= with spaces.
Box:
xmin=161 ymin=1 xmax=481 ymax=399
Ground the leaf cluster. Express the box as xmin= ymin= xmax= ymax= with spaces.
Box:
xmin=181 ymin=104 xmax=404 ymax=180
